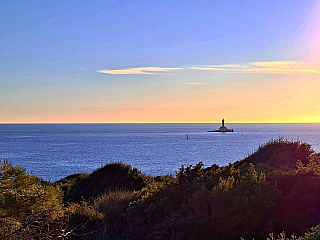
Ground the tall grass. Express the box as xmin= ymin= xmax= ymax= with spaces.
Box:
xmin=93 ymin=190 xmax=135 ymax=214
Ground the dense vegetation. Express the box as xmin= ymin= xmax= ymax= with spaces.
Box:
xmin=2 ymin=139 xmax=320 ymax=239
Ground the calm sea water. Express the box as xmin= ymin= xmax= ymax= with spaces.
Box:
xmin=0 ymin=123 xmax=320 ymax=182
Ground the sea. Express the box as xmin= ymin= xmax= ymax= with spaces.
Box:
xmin=0 ymin=123 xmax=320 ymax=182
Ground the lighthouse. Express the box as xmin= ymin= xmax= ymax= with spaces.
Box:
xmin=207 ymin=119 xmax=234 ymax=132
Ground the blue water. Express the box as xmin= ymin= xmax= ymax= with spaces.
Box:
xmin=0 ymin=123 xmax=320 ymax=182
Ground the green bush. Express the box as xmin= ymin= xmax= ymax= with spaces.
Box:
xmin=66 ymin=200 xmax=104 ymax=224
xmin=302 ymin=224 xmax=320 ymax=240
xmin=0 ymin=160 xmax=65 ymax=239
xmin=55 ymin=173 xmax=90 ymax=195
xmin=184 ymin=163 xmax=279 ymax=240
xmin=240 ymin=138 xmax=313 ymax=170
xmin=64 ymin=162 xmax=151 ymax=202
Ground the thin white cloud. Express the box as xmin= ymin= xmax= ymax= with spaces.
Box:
xmin=190 ymin=61 xmax=320 ymax=74
xmin=98 ymin=62 xmax=320 ymax=76
xmin=98 ymin=67 xmax=182 ymax=75
xmin=247 ymin=61 xmax=320 ymax=74
xmin=189 ymin=64 xmax=247 ymax=72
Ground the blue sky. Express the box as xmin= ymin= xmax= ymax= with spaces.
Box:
xmin=1 ymin=0 xmax=320 ymax=123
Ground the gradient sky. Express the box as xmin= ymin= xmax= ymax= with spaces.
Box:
xmin=1 ymin=0 xmax=320 ymax=123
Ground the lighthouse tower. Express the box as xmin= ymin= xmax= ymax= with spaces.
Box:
xmin=207 ymin=119 xmax=234 ymax=132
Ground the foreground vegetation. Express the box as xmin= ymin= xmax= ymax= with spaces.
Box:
xmin=2 ymin=139 xmax=320 ymax=239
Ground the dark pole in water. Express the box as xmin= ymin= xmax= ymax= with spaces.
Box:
xmin=187 ymin=134 xmax=188 ymax=139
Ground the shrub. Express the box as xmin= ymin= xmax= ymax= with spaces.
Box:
xmin=184 ymin=163 xmax=279 ymax=240
xmin=65 ymin=201 xmax=105 ymax=240
xmin=177 ymin=161 xmax=204 ymax=183
xmin=66 ymin=201 xmax=104 ymax=224
xmin=55 ymin=173 xmax=90 ymax=195
xmin=302 ymin=224 xmax=320 ymax=240
xmin=269 ymin=157 xmax=320 ymax=235
xmin=93 ymin=189 xmax=134 ymax=215
xmin=240 ymin=139 xmax=313 ymax=170
xmin=0 ymin=160 xmax=65 ymax=239
xmin=64 ymin=162 xmax=151 ymax=202
xmin=127 ymin=175 xmax=180 ymax=221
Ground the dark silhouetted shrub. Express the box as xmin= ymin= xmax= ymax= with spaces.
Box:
xmin=64 ymin=162 xmax=151 ymax=202
xmin=55 ymin=173 xmax=90 ymax=195
xmin=240 ymin=138 xmax=313 ymax=170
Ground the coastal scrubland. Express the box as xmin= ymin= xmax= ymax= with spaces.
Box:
xmin=2 ymin=139 xmax=320 ymax=239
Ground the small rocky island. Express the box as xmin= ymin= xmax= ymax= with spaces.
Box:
xmin=208 ymin=119 xmax=234 ymax=132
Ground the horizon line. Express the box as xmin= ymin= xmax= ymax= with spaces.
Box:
xmin=1 ymin=122 xmax=320 ymax=124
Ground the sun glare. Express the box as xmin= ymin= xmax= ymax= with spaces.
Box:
xmin=303 ymin=1 xmax=320 ymax=63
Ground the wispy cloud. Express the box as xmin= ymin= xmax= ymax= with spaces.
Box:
xmin=98 ymin=67 xmax=182 ymax=75
xmin=98 ymin=62 xmax=320 ymax=76
xmin=189 ymin=64 xmax=245 ymax=72
xmin=190 ymin=61 xmax=320 ymax=74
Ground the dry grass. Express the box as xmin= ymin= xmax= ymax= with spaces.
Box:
xmin=93 ymin=190 xmax=135 ymax=215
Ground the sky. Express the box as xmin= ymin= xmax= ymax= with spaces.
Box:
xmin=1 ymin=0 xmax=320 ymax=123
